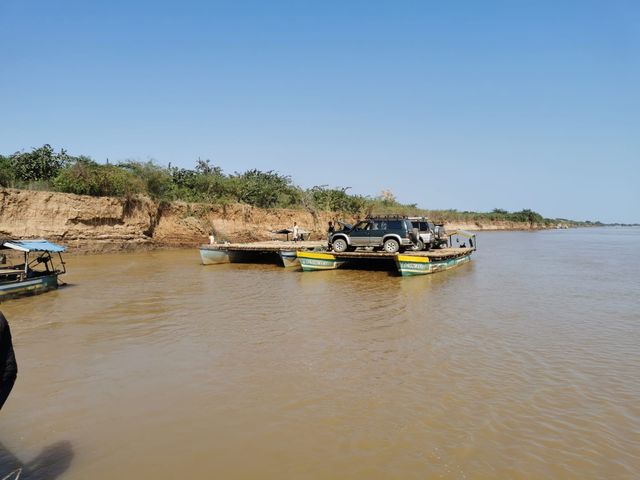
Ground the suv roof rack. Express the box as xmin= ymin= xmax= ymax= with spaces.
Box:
xmin=365 ymin=214 xmax=408 ymax=220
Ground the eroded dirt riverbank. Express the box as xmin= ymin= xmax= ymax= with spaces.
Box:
xmin=1 ymin=188 xmax=550 ymax=253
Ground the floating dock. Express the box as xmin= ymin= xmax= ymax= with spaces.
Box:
xmin=200 ymin=241 xmax=474 ymax=276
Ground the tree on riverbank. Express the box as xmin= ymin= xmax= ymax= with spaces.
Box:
xmin=1 ymin=144 xmax=70 ymax=187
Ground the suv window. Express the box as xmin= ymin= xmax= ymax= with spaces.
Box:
xmin=387 ymin=220 xmax=402 ymax=229
xmin=411 ymin=221 xmax=428 ymax=231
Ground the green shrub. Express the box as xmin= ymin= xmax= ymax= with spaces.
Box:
xmin=0 ymin=155 xmax=15 ymax=187
xmin=118 ymin=161 xmax=172 ymax=200
xmin=168 ymin=161 xmax=230 ymax=202
xmin=232 ymin=169 xmax=298 ymax=208
xmin=306 ymin=186 xmax=367 ymax=214
xmin=9 ymin=144 xmax=70 ymax=182
xmin=54 ymin=161 xmax=145 ymax=196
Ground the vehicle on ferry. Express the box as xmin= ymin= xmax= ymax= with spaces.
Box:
xmin=329 ymin=215 xmax=417 ymax=253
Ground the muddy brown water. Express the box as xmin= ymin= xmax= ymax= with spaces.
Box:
xmin=0 ymin=228 xmax=638 ymax=479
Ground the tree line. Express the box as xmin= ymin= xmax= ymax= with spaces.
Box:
xmin=0 ymin=144 xmax=589 ymax=225
xmin=0 ymin=145 xmax=372 ymax=213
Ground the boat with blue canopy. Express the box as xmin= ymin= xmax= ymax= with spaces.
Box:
xmin=0 ymin=239 xmax=67 ymax=301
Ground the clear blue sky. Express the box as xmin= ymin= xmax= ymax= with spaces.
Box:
xmin=1 ymin=1 xmax=638 ymax=223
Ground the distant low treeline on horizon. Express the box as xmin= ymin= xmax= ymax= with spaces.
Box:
xmin=0 ymin=144 xmax=613 ymax=226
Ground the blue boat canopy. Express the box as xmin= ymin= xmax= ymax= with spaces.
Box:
xmin=1 ymin=240 xmax=66 ymax=253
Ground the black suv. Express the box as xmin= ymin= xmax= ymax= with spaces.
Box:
xmin=329 ymin=216 xmax=416 ymax=253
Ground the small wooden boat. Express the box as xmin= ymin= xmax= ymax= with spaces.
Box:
xmin=278 ymin=250 xmax=300 ymax=268
xmin=200 ymin=247 xmax=231 ymax=265
xmin=0 ymin=240 xmax=66 ymax=301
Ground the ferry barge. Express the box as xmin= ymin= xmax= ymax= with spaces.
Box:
xmin=200 ymin=230 xmax=476 ymax=277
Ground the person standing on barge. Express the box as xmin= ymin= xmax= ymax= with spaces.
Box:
xmin=292 ymin=222 xmax=300 ymax=242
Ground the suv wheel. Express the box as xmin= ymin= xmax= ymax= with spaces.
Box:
xmin=332 ymin=238 xmax=348 ymax=253
xmin=383 ymin=238 xmax=400 ymax=253
xmin=411 ymin=240 xmax=425 ymax=251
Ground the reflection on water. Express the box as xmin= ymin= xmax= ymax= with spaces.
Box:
xmin=1 ymin=228 xmax=639 ymax=479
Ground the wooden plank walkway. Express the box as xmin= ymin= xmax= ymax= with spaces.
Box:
xmin=200 ymin=241 xmax=473 ymax=259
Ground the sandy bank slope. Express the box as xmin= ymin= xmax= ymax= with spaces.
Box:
xmin=0 ymin=189 xmax=335 ymax=253
xmin=0 ymin=189 xmax=544 ymax=253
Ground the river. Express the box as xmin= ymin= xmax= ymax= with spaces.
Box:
xmin=0 ymin=228 xmax=638 ymax=479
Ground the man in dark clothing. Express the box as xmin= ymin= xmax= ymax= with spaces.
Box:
xmin=0 ymin=312 xmax=17 ymax=410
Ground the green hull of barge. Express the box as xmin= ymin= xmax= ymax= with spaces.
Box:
xmin=395 ymin=253 xmax=472 ymax=276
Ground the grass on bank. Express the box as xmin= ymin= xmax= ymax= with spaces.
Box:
xmin=0 ymin=144 xmax=601 ymax=226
